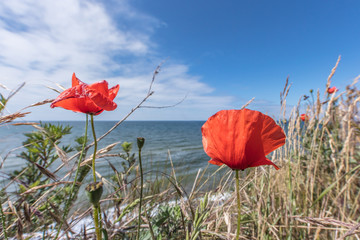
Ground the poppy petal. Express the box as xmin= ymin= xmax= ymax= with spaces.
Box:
xmin=51 ymin=84 xmax=85 ymax=107
xmin=86 ymin=90 xmax=117 ymax=111
xmin=249 ymin=157 xmax=280 ymax=170
xmin=261 ymin=114 xmax=286 ymax=155
xmin=51 ymin=74 xmax=119 ymax=115
xmin=109 ymin=84 xmax=120 ymax=101
xmin=235 ymin=109 xmax=267 ymax=170
xmin=208 ymin=158 xmax=224 ymax=166
xmin=51 ymin=97 xmax=103 ymax=114
xmin=85 ymin=81 xmax=118 ymax=111
xmin=201 ymin=109 xmax=285 ymax=171
xmin=201 ymin=111 xmax=234 ymax=167
xmin=87 ymin=81 xmax=109 ymax=96
xmin=72 ymin=73 xmax=84 ymax=87
xmin=51 ymin=84 xmax=103 ymax=114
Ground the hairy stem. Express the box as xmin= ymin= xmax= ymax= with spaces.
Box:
xmin=235 ymin=170 xmax=241 ymax=240
xmin=136 ymin=144 xmax=144 ymax=240
xmin=90 ymin=114 xmax=101 ymax=240
xmin=90 ymin=114 xmax=97 ymax=183
xmin=94 ymin=205 xmax=101 ymax=240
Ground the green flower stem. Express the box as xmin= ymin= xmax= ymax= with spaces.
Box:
xmin=0 ymin=199 xmax=7 ymax=240
xmin=93 ymin=205 xmax=101 ymax=240
xmin=136 ymin=138 xmax=145 ymax=240
xmin=90 ymin=114 xmax=97 ymax=183
xmin=90 ymin=114 xmax=102 ymax=240
xmin=54 ymin=114 xmax=88 ymax=240
xmin=235 ymin=170 xmax=241 ymax=240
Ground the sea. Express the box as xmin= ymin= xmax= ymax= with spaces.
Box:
xmin=1 ymin=121 xmax=230 ymax=238
xmin=0 ymin=121 xmax=221 ymax=194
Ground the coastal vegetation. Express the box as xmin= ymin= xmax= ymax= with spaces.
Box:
xmin=0 ymin=59 xmax=359 ymax=239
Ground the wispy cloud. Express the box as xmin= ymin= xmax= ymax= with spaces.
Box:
xmin=0 ymin=0 xmax=233 ymax=120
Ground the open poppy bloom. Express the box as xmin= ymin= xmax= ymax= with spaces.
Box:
xmin=201 ymin=109 xmax=286 ymax=170
xmin=51 ymin=73 xmax=119 ymax=115
xmin=327 ymin=86 xmax=338 ymax=94
xmin=300 ymin=114 xmax=309 ymax=122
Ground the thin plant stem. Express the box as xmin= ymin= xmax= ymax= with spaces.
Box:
xmin=54 ymin=114 xmax=88 ymax=239
xmin=90 ymin=114 xmax=101 ymax=240
xmin=235 ymin=169 xmax=241 ymax=240
xmin=90 ymin=114 xmax=97 ymax=183
xmin=93 ymin=205 xmax=101 ymax=240
xmin=0 ymin=199 xmax=7 ymax=240
xmin=136 ymin=142 xmax=144 ymax=240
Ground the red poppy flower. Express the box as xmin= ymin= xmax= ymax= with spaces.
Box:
xmin=201 ymin=109 xmax=286 ymax=170
xmin=300 ymin=114 xmax=309 ymax=122
xmin=327 ymin=86 xmax=338 ymax=94
xmin=51 ymin=73 xmax=119 ymax=115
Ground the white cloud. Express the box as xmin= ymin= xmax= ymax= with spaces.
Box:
xmin=0 ymin=0 xmax=234 ymax=120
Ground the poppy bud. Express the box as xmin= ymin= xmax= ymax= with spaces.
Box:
xmin=309 ymin=89 xmax=313 ymax=93
xmin=85 ymin=181 xmax=103 ymax=206
xmin=137 ymin=137 xmax=145 ymax=150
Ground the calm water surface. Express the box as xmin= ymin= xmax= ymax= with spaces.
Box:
xmin=0 ymin=121 xmax=218 ymax=186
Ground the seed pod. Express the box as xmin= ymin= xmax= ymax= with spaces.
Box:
xmin=85 ymin=181 xmax=103 ymax=206
xmin=137 ymin=137 xmax=145 ymax=150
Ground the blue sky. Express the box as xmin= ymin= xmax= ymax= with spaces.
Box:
xmin=0 ymin=0 xmax=359 ymax=120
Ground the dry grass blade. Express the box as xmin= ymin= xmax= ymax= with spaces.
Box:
xmin=80 ymin=142 xmax=120 ymax=167
xmin=32 ymin=124 xmax=45 ymax=132
xmin=46 ymin=82 xmax=66 ymax=93
xmin=325 ymin=55 xmax=341 ymax=96
xmin=16 ymin=219 xmax=24 ymax=240
xmin=8 ymin=82 xmax=25 ymax=100
xmin=0 ymin=111 xmax=30 ymax=125
xmin=106 ymin=159 xmax=119 ymax=174
xmin=54 ymin=143 xmax=69 ymax=165
xmin=280 ymin=76 xmax=289 ymax=105
xmin=55 ymin=83 xmax=67 ymax=91
xmin=338 ymin=222 xmax=360 ymax=239
xmin=141 ymin=93 xmax=188 ymax=109
xmin=316 ymin=89 xmax=321 ymax=117
xmin=11 ymin=122 xmax=39 ymax=126
xmin=48 ymin=201 xmax=75 ymax=234
xmin=21 ymin=98 xmax=55 ymax=110
xmin=34 ymin=162 xmax=58 ymax=181
xmin=240 ymin=97 xmax=255 ymax=110
xmin=22 ymin=202 xmax=31 ymax=224
xmin=0 ymin=83 xmax=10 ymax=90
xmin=295 ymin=217 xmax=357 ymax=229
xmin=47 ymin=86 xmax=63 ymax=93
xmin=21 ymin=181 xmax=74 ymax=195
xmin=189 ymin=168 xmax=202 ymax=199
